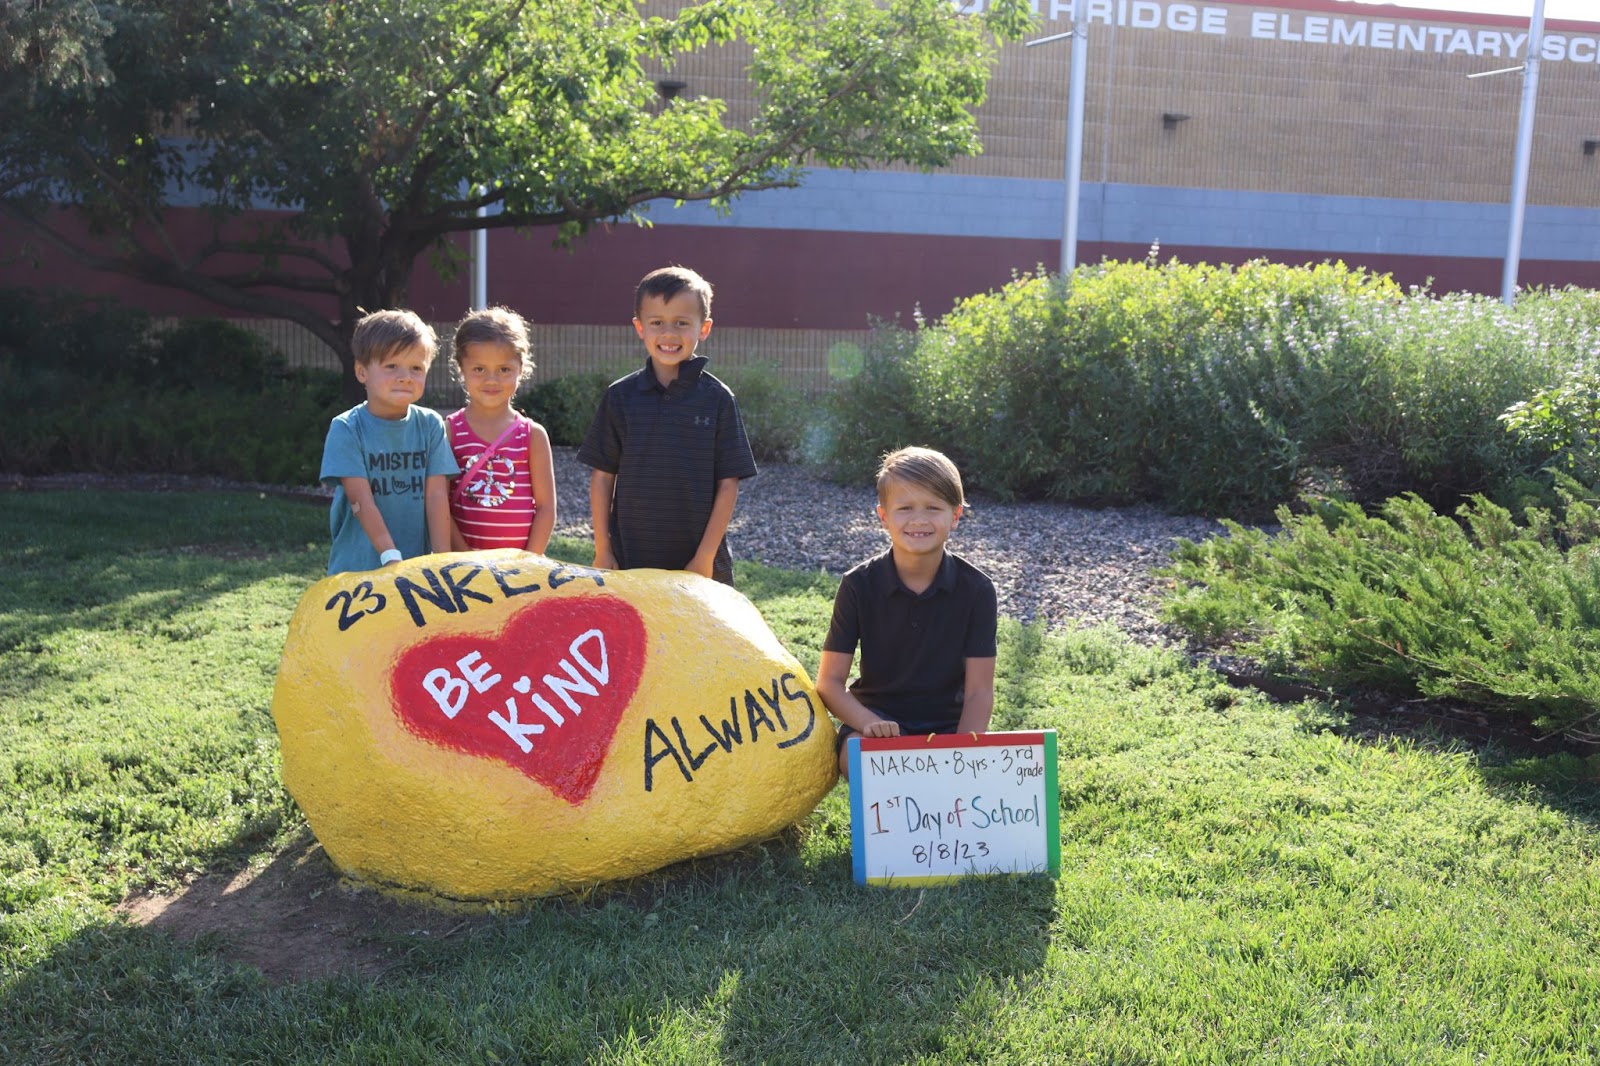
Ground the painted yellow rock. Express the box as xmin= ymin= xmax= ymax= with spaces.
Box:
xmin=271 ymin=552 xmax=836 ymax=903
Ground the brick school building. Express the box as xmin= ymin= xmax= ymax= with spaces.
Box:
xmin=6 ymin=0 xmax=1598 ymax=392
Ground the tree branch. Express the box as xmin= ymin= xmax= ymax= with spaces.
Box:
xmin=2 ymin=204 xmax=345 ymax=349
xmin=62 ymin=142 xmax=187 ymax=264
xmin=418 ymin=173 xmax=802 ymax=237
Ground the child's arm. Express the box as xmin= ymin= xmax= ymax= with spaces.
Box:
xmin=525 ymin=423 xmax=557 ymax=555
xmin=424 ymin=474 xmax=452 ymax=556
xmin=955 ymin=656 xmax=996 ymax=734
xmin=589 ymin=469 xmax=618 ymax=570
xmin=816 ymin=651 xmax=901 ymax=737
xmin=686 ymin=476 xmax=740 ymax=579
xmin=340 ymin=477 xmax=398 ymax=561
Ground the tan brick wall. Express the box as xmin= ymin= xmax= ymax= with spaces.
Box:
xmin=643 ymin=0 xmax=1600 ymax=207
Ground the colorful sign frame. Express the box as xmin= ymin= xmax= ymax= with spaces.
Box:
xmin=848 ymin=730 xmax=1060 ymax=887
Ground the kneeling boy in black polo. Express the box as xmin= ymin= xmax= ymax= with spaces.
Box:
xmin=816 ymin=446 xmax=998 ymax=779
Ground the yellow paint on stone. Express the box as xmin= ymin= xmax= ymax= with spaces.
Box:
xmin=271 ymin=551 xmax=837 ymax=903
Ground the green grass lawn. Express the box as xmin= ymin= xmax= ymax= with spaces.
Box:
xmin=2 ymin=492 xmax=1598 ymax=1064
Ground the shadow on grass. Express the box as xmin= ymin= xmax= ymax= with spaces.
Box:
xmin=1273 ymin=688 xmax=1600 ymax=829
xmin=0 ymin=549 xmax=324 ymax=704
xmin=3 ymin=817 xmax=1058 ymax=1063
xmin=0 ymin=492 xmax=327 ymax=683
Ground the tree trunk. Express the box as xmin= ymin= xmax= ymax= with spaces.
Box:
xmin=336 ymin=246 xmax=418 ymax=405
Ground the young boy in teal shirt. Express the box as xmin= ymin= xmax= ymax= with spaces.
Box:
xmin=319 ymin=309 xmax=458 ymax=575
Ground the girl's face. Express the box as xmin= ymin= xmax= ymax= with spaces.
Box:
xmin=458 ymin=341 xmax=523 ymax=410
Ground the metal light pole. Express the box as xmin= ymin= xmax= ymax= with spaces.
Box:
xmin=1026 ymin=7 xmax=1088 ymax=276
xmin=470 ymin=186 xmax=489 ymax=310
xmin=1502 ymin=0 xmax=1546 ymax=305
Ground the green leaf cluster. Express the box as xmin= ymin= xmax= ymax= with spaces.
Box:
xmin=819 ymin=258 xmax=1600 ymax=517
xmin=0 ymin=0 xmax=113 ymax=97
xmin=2 ymin=0 xmax=1029 ymax=375
xmin=1161 ymin=484 xmax=1600 ymax=740
xmin=1500 ymin=293 xmax=1600 ymax=486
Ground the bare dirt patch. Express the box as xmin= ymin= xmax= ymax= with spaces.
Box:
xmin=116 ymin=829 xmax=805 ymax=985
xmin=117 ymin=832 xmax=489 ymax=984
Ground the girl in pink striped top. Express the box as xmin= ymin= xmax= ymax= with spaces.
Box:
xmin=446 ymin=308 xmax=557 ymax=553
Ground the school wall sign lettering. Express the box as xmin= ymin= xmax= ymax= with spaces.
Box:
xmin=271 ymin=552 xmax=837 ymax=904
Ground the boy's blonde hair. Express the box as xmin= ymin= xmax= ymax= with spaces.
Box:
xmin=452 ymin=306 xmax=535 ymax=385
xmin=352 ymin=309 xmax=437 ymax=365
xmin=876 ymin=446 xmax=966 ymax=509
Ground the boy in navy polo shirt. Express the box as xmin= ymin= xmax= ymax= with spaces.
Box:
xmin=578 ymin=266 xmax=757 ymax=585
xmin=816 ymin=447 xmax=998 ymax=778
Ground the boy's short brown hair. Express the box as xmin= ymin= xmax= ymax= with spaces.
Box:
xmin=351 ymin=309 xmax=437 ymax=366
xmin=452 ymin=306 xmax=534 ymax=385
xmin=635 ymin=265 xmax=713 ymax=320
xmin=876 ymin=446 xmax=966 ymax=509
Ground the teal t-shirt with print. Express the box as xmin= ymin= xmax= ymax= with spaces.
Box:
xmin=320 ymin=403 xmax=459 ymax=575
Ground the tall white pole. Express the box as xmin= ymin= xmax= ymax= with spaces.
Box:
xmin=1502 ymin=0 xmax=1546 ymax=305
xmin=471 ymin=186 xmax=489 ymax=310
xmin=1063 ymin=9 xmax=1087 ymax=276
xmin=1026 ymin=12 xmax=1090 ymax=277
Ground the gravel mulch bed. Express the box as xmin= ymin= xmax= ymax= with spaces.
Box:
xmin=545 ymin=448 xmax=1223 ymax=646
xmin=6 ymin=452 xmax=1226 ymax=646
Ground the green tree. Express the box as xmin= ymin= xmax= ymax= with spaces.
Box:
xmin=1 ymin=0 xmax=1027 ymax=395
xmin=0 ymin=0 xmax=112 ymax=95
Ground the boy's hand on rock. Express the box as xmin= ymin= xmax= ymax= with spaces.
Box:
xmin=685 ymin=553 xmax=715 ymax=580
xmin=592 ymin=548 xmax=618 ymax=571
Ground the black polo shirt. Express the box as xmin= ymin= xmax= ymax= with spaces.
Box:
xmin=577 ymin=356 xmax=757 ymax=584
xmin=823 ymin=548 xmax=998 ymax=733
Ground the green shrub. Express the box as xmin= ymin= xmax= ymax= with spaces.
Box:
xmin=0 ymin=289 xmax=341 ymax=483
xmin=817 ymin=261 xmax=1597 ymax=517
xmin=1359 ymin=293 xmax=1566 ymax=505
xmin=521 ymin=372 xmax=613 ymax=447
xmin=1160 ymin=483 xmax=1600 ymax=741
xmin=0 ymin=288 xmax=153 ymax=379
xmin=146 ymin=318 xmax=284 ymax=391
xmin=815 ymin=322 xmax=935 ymax=482
xmin=1501 ymin=330 xmax=1600 ymax=492
xmin=718 ymin=361 xmax=810 ymax=463
xmin=917 ymin=271 xmax=1097 ymax=500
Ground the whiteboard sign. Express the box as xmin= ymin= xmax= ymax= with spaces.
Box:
xmin=848 ymin=730 xmax=1059 ymax=886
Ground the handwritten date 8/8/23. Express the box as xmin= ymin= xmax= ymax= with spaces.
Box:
xmin=912 ymin=839 xmax=991 ymax=868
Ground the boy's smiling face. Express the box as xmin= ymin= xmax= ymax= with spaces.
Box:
xmin=634 ymin=289 xmax=712 ymax=386
xmin=876 ymin=477 xmax=962 ymax=560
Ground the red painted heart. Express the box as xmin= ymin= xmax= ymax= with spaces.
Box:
xmin=390 ymin=596 xmax=646 ymax=804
